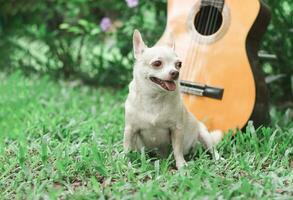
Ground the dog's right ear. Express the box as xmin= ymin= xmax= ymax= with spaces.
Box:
xmin=133 ymin=29 xmax=146 ymax=59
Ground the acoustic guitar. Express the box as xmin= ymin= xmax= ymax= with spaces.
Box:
xmin=159 ymin=0 xmax=271 ymax=132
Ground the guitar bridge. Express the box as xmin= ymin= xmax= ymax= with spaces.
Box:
xmin=180 ymin=80 xmax=224 ymax=100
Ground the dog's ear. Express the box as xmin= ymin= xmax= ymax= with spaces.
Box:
xmin=165 ymin=32 xmax=175 ymax=50
xmin=133 ymin=29 xmax=146 ymax=59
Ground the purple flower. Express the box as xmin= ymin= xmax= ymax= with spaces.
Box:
xmin=100 ymin=17 xmax=112 ymax=32
xmin=125 ymin=0 xmax=139 ymax=8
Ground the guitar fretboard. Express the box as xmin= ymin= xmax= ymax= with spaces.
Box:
xmin=201 ymin=0 xmax=225 ymax=11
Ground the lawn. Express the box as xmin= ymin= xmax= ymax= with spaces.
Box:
xmin=0 ymin=72 xmax=293 ymax=199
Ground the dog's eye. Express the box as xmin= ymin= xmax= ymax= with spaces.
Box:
xmin=151 ymin=60 xmax=162 ymax=68
xmin=175 ymin=61 xmax=182 ymax=69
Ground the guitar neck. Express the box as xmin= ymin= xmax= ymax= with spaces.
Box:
xmin=201 ymin=0 xmax=225 ymax=11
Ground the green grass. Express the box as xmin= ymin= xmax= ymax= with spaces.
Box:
xmin=0 ymin=72 xmax=293 ymax=199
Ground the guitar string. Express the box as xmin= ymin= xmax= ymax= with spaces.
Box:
xmin=185 ymin=40 xmax=197 ymax=99
xmin=191 ymin=0 xmax=211 ymax=80
xmin=185 ymin=2 xmax=203 ymax=86
xmin=191 ymin=0 xmax=222 ymax=96
xmin=200 ymin=0 xmax=222 ymax=85
xmin=210 ymin=0 xmax=223 ymax=41
xmin=186 ymin=0 xmax=208 ymax=105
xmin=183 ymin=19 xmax=196 ymax=85
xmin=185 ymin=0 xmax=223 ymax=104
xmin=183 ymin=1 xmax=199 ymax=103
xmin=195 ymin=0 xmax=218 ymax=83
xmin=183 ymin=24 xmax=196 ymax=93
xmin=187 ymin=0 xmax=213 ymax=104
xmin=182 ymin=0 xmax=195 ymax=85
xmin=182 ymin=3 xmax=218 ymax=82
xmin=190 ymin=0 xmax=216 ymax=102
xmin=186 ymin=3 xmax=202 ymax=83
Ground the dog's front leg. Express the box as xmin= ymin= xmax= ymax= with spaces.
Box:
xmin=123 ymin=125 xmax=139 ymax=153
xmin=171 ymin=129 xmax=187 ymax=169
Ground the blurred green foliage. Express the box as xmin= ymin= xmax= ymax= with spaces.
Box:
xmin=262 ymin=0 xmax=293 ymax=103
xmin=0 ymin=0 xmax=292 ymax=102
xmin=0 ymin=0 xmax=166 ymax=86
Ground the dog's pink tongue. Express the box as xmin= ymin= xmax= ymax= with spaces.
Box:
xmin=165 ymin=81 xmax=176 ymax=91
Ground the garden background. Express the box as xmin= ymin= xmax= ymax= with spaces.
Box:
xmin=0 ymin=0 xmax=292 ymax=199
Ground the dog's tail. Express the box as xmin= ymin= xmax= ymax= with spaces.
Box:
xmin=198 ymin=122 xmax=224 ymax=146
xmin=209 ymin=130 xmax=224 ymax=146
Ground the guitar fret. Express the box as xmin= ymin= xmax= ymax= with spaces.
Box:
xmin=201 ymin=2 xmax=224 ymax=6
xmin=201 ymin=1 xmax=224 ymax=11
xmin=201 ymin=0 xmax=224 ymax=7
xmin=201 ymin=0 xmax=224 ymax=3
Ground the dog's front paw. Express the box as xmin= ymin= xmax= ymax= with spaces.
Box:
xmin=123 ymin=142 xmax=132 ymax=154
xmin=213 ymin=150 xmax=220 ymax=160
xmin=176 ymin=160 xmax=188 ymax=169
xmin=211 ymin=148 xmax=221 ymax=161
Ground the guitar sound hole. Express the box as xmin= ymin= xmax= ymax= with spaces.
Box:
xmin=194 ymin=6 xmax=223 ymax=36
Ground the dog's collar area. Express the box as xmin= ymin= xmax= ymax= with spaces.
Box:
xmin=150 ymin=77 xmax=176 ymax=91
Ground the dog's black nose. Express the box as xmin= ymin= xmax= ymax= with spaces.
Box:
xmin=170 ymin=70 xmax=179 ymax=80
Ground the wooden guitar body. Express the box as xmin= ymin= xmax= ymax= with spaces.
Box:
xmin=159 ymin=0 xmax=270 ymax=132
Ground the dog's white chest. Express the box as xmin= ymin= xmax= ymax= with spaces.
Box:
xmin=127 ymin=100 xmax=175 ymax=149
xmin=139 ymin=127 xmax=171 ymax=149
xmin=126 ymin=94 xmax=177 ymax=128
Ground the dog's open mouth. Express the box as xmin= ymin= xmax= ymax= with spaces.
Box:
xmin=150 ymin=77 xmax=176 ymax=91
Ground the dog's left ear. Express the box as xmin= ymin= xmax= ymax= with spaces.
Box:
xmin=165 ymin=32 xmax=175 ymax=50
xmin=133 ymin=29 xmax=147 ymax=59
